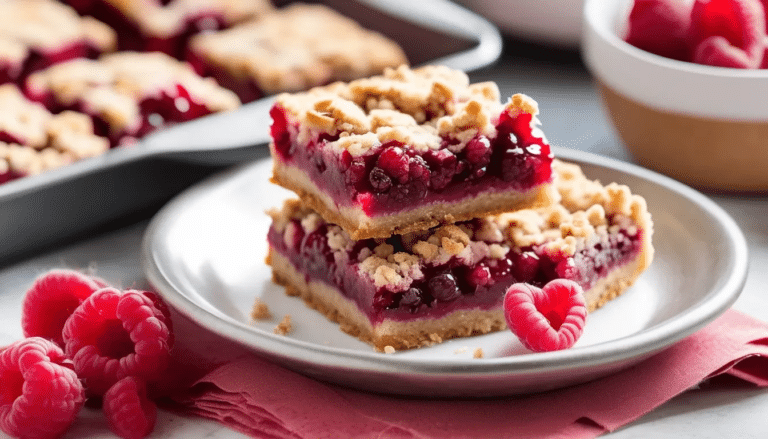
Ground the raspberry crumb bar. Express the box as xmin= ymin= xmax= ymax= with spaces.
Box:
xmin=0 ymin=84 xmax=108 ymax=183
xmin=269 ymin=65 xmax=558 ymax=240
xmin=25 ymin=51 xmax=241 ymax=147
xmin=0 ymin=0 xmax=116 ymax=86
xmin=266 ymin=160 xmax=654 ymax=351
xmin=64 ymin=0 xmax=272 ymax=57
xmin=187 ymin=3 xmax=408 ymax=103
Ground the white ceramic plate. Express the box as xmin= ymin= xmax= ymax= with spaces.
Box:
xmin=142 ymin=148 xmax=748 ymax=397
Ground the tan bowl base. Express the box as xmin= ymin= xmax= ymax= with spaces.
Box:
xmin=599 ymin=82 xmax=768 ymax=193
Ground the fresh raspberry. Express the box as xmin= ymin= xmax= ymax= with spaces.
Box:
xmin=625 ymin=0 xmax=693 ymax=61
xmin=376 ymin=145 xmax=410 ymax=183
xmin=22 ymin=269 xmax=104 ymax=347
xmin=762 ymin=37 xmax=768 ymax=67
xmin=0 ymin=337 xmax=85 ymax=439
xmin=694 ymin=35 xmax=759 ymax=67
xmin=503 ymin=280 xmax=587 ymax=352
xmin=103 ymin=377 xmax=157 ymax=439
xmin=689 ymin=0 xmax=766 ymax=68
xmin=62 ymin=288 xmax=173 ymax=395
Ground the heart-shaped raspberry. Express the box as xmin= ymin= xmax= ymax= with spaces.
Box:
xmin=503 ymin=280 xmax=587 ymax=352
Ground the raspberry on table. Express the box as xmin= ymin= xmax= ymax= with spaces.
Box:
xmin=503 ymin=280 xmax=587 ymax=352
xmin=62 ymin=288 xmax=173 ymax=396
xmin=103 ymin=377 xmax=157 ymax=439
xmin=0 ymin=337 xmax=85 ymax=439
xmin=21 ymin=269 xmax=104 ymax=347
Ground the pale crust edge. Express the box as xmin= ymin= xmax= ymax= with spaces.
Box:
xmin=270 ymin=154 xmax=558 ymax=241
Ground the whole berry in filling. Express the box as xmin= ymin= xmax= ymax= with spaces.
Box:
xmin=0 ymin=337 xmax=85 ymax=439
xmin=503 ymin=280 xmax=587 ymax=352
xmin=21 ymin=269 xmax=103 ymax=347
xmin=103 ymin=377 xmax=157 ymax=439
xmin=376 ymin=144 xmax=409 ymax=183
xmin=62 ymin=287 xmax=173 ymax=395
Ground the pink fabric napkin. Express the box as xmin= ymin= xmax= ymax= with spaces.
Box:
xmin=163 ymin=309 xmax=768 ymax=438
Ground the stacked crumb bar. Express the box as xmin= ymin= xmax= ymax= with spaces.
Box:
xmin=265 ymin=65 xmax=654 ymax=351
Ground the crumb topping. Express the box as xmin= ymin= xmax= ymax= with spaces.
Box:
xmin=383 ymin=345 xmax=396 ymax=354
xmin=190 ymin=3 xmax=407 ymax=96
xmin=274 ymin=64 xmax=542 ymax=156
xmin=0 ymin=0 xmax=116 ymax=57
xmin=26 ymin=51 xmax=240 ymax=133
xmin=269 ymin=160 xmax=653 ymax=291
xmin=103 ymin=0 xmax=272 ymax=37
xmin=0 ymin=84 xmax=108 ymax=176
xmin=473 ymin=347 xmax=484 ymax=359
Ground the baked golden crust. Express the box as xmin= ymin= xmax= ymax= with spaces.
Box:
xmin=190 ymin=3 xmax=407 ymax=96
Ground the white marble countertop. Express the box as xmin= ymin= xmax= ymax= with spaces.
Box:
xmin=2 ymin=41 xmax=768 ymax=439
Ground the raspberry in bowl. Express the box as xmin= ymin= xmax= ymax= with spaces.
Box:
xmin=583 ymin=0 xmax=768 ymax=191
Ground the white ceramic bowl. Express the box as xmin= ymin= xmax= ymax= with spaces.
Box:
xmin=459 ymin=0 xmax=583 ymax=47
xmin=582 ymin=0 xmax=768 ymax=191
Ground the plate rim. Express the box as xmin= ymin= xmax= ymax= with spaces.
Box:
xmin=142 ymin=147 xmax=748 ymax=388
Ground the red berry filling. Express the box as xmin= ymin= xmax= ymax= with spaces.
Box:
xmin=0 ymin=337 xmax=85 ymax=439
xmin=625 ymin=0 xmax=768 ymax=68
xmin=503 ymin=280 xmax=587 ymax=352
xmin=21 ymin=269 xmax=103 ymax=347
xmin=268 ymin=216 xmax=643 ymax=324
xmin=0 ymin=169 xmax=26 ymax=184
xmin=270 ymin=104 xmax=553 ymax=216
xmin=62 ymin=287 xmax=173 ymax=395
xmin=103 ymin=377 xmax=157 ymax=439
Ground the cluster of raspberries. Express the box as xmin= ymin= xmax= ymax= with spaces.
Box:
xmin=625 ymin=0 xmax=768 ymax=68
xmin=0 ymin=269 xmax=174 ymax=439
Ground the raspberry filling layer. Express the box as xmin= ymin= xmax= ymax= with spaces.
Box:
xmin=26 ymin=83 xmax=216 ymax=147
xmin=270 ymin=104 xmax=554 ymax=216
xmin=268 ymin=217 xmax=644 ymax=325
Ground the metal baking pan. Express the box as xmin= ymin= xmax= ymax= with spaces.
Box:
xmin=0 ymin=0 xmax=501 ymax=266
